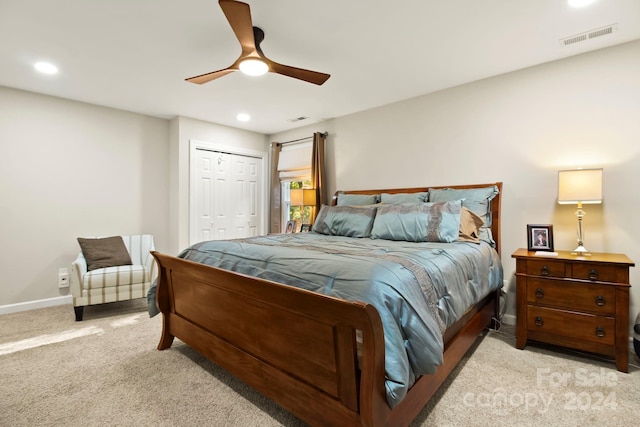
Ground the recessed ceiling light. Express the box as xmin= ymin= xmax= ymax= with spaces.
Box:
xmin=568 ymin=0 xmax=596 ymax=8
xmin=34 ymin=61 xmax=58 ymax=74
xmin=236 ymin=113 xmax=250 ymax=122
xmin=238 ymin=59 xmax=268 ymax=76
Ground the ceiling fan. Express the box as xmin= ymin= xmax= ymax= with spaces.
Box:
xmin=185 ymin=0 xmax=330 ymax=86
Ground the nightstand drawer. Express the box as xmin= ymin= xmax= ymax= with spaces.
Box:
xmin=571 ymin=263 xmax=624 ymax=283
xmin=526 ymin=278 xmax=615 ymax=315
xmin=527 ymin=306 xmax=615 ymax=346
xmin=525 ymin=259 xmax=566 ymax=278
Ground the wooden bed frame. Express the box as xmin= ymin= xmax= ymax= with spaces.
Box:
xmin=151 ymin=182 xmax=503 ymax=427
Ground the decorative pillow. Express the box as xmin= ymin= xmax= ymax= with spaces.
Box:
xmin=312 ymin=205 xmax=378 ymax=237
xmin=77 ymin=236 xmax=132 ymax=271
xmin=458 ymin=207 xmax=485 ymax=243
xmin=370 ymin=201 xmax=462 ymax=242
xmin=428 ymin=186 xmax=499 ymax=227
xmin=478 ymin=228 xmax=495 ymax=246
xmin=336 ymin=192 xmax=380 ymax=206
xmin=380 ymin=192 xmax=429 ymax=204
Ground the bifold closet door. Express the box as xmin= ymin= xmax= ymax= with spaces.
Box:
xmin=193 ymin=148 xmax=262 ymax=243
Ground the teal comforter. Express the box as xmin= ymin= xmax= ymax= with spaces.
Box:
xmin=148 ymin=233 xmax=503 ymax=407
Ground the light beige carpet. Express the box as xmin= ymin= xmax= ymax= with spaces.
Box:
xmin=1 ymin=300 xmax=638 ymax=426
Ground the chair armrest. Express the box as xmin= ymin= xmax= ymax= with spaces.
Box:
xmin=143 ymin=238 xmax=157 ymax=283
xmin=70 ymin=253 xmax=87 ymax=296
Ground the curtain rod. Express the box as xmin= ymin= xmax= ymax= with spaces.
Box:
xmin=279 ymin=131 xmax=328 ymax=146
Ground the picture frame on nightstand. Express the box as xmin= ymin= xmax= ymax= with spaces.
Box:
xmin=527 ymin=224 xmax=554 ymax=251
xmin=285 ymin=220 xmax=297 ymax=234
xmin=300 ymin=223 xmax=312 ymax=233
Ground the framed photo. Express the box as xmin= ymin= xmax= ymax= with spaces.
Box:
xmin=285 ymin=220 xmax=297 ymax=234
xmin=527 ymin=224 xmax=554 ymax=252
xmin=300 ymin=223 xmax=312 ymax=233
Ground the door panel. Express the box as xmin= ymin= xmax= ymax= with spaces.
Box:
xmin=194 ymin=152 xmax=214 ymax=242
xmin=192 ymin=148 xmax=263 ymax=244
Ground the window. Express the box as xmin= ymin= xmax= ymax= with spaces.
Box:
xmin=277 ymin=141 xmax=313 ymax=231
xmin=282 ymin=180 xmax=313 ymax=229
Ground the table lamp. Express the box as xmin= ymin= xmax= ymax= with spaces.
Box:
xmin=557 ymin=168 xmax=603 ymax=254
xmin=290 ymin=188 xmax=316 ymax=223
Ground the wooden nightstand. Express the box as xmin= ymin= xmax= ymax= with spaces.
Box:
xmin=512 ymin=248 xmax=634 ymax=372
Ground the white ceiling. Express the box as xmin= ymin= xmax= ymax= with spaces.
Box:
xmin=1 ymin=0 xmax=639 ymax=135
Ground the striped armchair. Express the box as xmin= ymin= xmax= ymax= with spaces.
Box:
xmin=70 ymin=235 xmax=156 ymax=321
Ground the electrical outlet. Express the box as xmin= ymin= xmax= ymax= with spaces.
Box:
xmin=58 ymin=267 xmax=69 ymax=288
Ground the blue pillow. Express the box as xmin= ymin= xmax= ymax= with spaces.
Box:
xmin=336 ymin=192 xmax=380 ymax=206
xmin=370 ymin=201 xmax=462 ymax=242
xmin=380 ymin=192 xmax=429 ymax=204
xmin=312 ymin=205 xmax=378 ymax=237
xmin=428 ymin=186 xmax=499 ymax=227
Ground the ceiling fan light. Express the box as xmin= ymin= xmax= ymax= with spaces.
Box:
xmin=239 ymin=59 xmax=268 ymax=76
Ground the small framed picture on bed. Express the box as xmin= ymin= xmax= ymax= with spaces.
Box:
xmin=285 ymin=220 xmax=297 ymax=234
xmin=300 ymin=223 xmax=312 ymax=233
xmin=527 ymin=224 xmax=554 ymax=252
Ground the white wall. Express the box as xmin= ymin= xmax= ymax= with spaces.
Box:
xmin=271 ymin=40 xmax=640 ymax=331
xmin=0 ymin=87 xmax=170 ymax=307
xmin=169 ymin=116 xmax=269 ymax=253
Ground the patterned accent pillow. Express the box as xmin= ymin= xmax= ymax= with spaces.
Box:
xmin=336 ymin=192 xmax=380 ymax=206
xmin=312 ymin=205 xmax=378 ymax=237
xmin=370 ymin=201 xmax=462 ymax=242
xmin=380 ymin=192 xmax=429 ymax=204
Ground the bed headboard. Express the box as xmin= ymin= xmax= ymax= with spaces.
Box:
xmin=331 ymin=182 xmax=503 ymax=255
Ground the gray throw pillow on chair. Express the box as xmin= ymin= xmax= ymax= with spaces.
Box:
xmin=77 ymin=236 xmax=133 ymax=271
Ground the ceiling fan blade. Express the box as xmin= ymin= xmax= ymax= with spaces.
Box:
xmin=268 ymin=61 xmax=330 ymax=86
xmin=186 ymin=68 xmax=235 ymax=85
xmin=219 ymin=0 xmax=256 ymax=53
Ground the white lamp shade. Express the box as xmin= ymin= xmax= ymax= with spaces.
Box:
xmin=290 ymin=189 xmax=303 ymax=206
xmin=302 ymin=189 xmax=316 ymax=206
xmin=557 ymin=168 xmax=603 ymax=204
xmin=290 ymin=189 xmax=316 ymax=206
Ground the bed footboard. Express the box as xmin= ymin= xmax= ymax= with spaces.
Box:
xmin=152 ymin=251 xmax=498 ymax=426
xmin=152 ymin=251 xmax=389 ymax=427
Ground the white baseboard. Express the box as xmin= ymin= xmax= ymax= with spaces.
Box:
xmin=501 ymin=313 xmax=516 ymax=326
xmin=0 ymin=295 xmax=72 ymax=315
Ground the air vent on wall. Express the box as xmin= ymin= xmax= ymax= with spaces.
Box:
xmin=288 ymin=116 xmax=309 ymax=123
xmin=560 ymin=23 xmax=618 ymax=46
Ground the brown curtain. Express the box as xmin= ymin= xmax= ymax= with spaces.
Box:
xmin=310 ymin=132 xmax=327 ymax=223
xmin=269 ymin=143 xmax=282 ymax=234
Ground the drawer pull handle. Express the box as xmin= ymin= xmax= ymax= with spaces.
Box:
xmin=589 ymin=269 xmax=598 ymax=280
xmin=595 ymin=295 xmax=606 ymax=306
xmin=535 ymin=288 xmax=544 ymax=299
xmin=535 ymin=316 xmax=544 ymax=327
xmin=540 ymin=266 xmax=550 ymax=276
xmin=595 ymin=327 xmax=606 ymax=338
